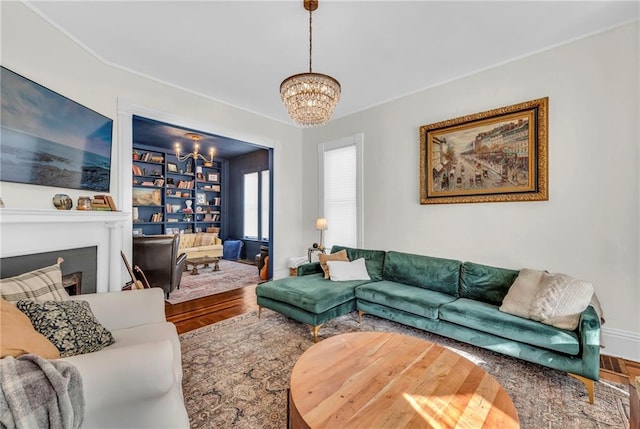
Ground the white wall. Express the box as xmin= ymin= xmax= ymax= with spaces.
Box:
xmin=2 ymin=2 xmax=638 ymax=359
xmin=301 ymin=23 xmax=640 ymax=360
xmin=0 ymin=2 xmax=303 ymax=277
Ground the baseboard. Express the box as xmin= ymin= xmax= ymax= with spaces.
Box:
xmin=602 ymin=327 xmax=640 ymax=362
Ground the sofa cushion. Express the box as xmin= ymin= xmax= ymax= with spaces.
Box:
xmin=17 ymin=299 xmax=115 ymax=358
xmin=256 ymin=273 xmax=370 ymax=314
xmin=0 ymin=298 xmax=60 ymax=359
xmin=0 ymin=264 xmax=69 ymax=303
xmin=331 ymin=246 xmax=386 ymax=281
xmin=319 ymin=249 xmax=349 ymax=279
xmin=459 ymin=262 xmax=519 ymax=305
xmin=439 ymin=298 xmax=580 ymax=355
xmin=194 ymin=232 xmax=218 ymax=246
xmin=382 ymin=251 xmax=461 ymax=296
xmin=355 ymin=281 xmax=457 ymax=319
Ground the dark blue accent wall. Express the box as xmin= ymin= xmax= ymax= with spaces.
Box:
xmin=227 ymin=149 xmax=270 ymax=260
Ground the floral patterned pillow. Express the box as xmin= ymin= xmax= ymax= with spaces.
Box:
xmin=16 ymin=300 xmax=114 ymax=358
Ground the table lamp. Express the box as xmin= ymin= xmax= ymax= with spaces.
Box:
xmin=315 ymin=217 xmax=328 ymax=250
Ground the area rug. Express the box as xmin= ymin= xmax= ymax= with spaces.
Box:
xmin=180 ymin=310 xmax=630 ymax=429
xmin=167 ymin=260 xmax=261 ymax=304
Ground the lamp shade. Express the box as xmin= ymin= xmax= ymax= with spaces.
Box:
xmin=315 ymin=217 xmax=328 ymax=230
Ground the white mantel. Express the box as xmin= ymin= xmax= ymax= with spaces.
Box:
xmin=0 ymin=208 xmax=130 ymax=292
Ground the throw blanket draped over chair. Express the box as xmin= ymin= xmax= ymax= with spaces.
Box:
xmin=0 ymin=354 xmax=84 ymax=429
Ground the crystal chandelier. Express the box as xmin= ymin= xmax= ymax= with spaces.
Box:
xmin=175 ymin=133 xmax=215 ymax=166
xmin=280 ymin=0 xmax=341 ymax=127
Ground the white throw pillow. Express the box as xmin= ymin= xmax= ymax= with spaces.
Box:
xmin=326 ymin=258 xmax=371 ymax=282
xmin=529 ymin=272 xmax=594 ymax=330
xmin=499 ymin=268 xmax=545 ymax=318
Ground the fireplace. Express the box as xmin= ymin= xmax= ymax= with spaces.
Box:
xmin=1 ymin=246 xmax=97 ymax=294
xmin=0 ymin=208 xmax=128 ymax=292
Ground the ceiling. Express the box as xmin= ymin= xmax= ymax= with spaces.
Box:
xmin=132 ymin=116 xmax=266 ymax=160
xmin=28 ymin=1 xmax=638 ymax=130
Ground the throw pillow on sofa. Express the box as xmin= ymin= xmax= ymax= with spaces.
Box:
xmin=0 ymin=263 xmax=69 ymax=303
xmin=529 ymin=272 xmax=594 ymax=330
xmin=499 ymin=268 xmax=545 ymax=319
xmin=500 ymin=268 xmax=595 ymax=330
xmin=17 ymin=300 xmax=114 ymax=358
xmin=326 ymin=258 xmax=371 ymax=281
xmin=319 ymin=249 xmax=349 ymax=279
xmin=0 ymin=298 xmax=60 ymax=359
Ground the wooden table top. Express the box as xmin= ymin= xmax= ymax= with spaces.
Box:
xmin=289 ymin=332 xmax=520 ymax=429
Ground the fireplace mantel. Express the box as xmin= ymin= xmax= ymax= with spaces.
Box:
xmin=0 ymin=208 xmax=129 ymax=224
xmin=0 ymin=208 xmax=130 ymax=292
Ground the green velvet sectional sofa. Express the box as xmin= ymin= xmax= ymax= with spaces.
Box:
xmin=255 ymin=246 xmax=601 ymax=403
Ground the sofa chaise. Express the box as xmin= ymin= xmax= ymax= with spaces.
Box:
xmin=256 ymin=245 xmax=601 ymax=403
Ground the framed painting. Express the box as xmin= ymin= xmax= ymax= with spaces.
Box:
xmin=420 ymin=97 xmax=548 ymax=204
xmin=0 ymin=66 xmax=113 ymax=192
xmin=166 ymin=162 xmax=178 ymax=173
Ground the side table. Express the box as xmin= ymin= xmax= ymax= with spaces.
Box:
xmin=307 ymin=247 xmax=327 ymax=263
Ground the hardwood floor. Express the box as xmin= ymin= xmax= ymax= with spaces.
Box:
xmin=166 ymin=283 xmax=258 ymax=334
xmin=167 ymin=286 xmax=639 ymax=427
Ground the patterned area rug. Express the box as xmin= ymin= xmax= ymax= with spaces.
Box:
xmin=180 ymin=311 xmax=630 ymax=429
xmin=167 ymin=260 xmax=260 ymax=304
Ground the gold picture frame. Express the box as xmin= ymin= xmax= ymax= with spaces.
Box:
xmin=420 ymin=97 xmax=548 ymax=204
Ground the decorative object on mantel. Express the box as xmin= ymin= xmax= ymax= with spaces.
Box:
xmin=280 ymin=0 xmax=341 ymax=127
xmin=420 ymin=97 xmax=549 ymax=205
xmin=52 ymin=194 xmax=73 ymax=210
xmin=175 ymin=133 xmax=215 ymax=167
xmin=76 ymin=196 xmax=92 ymax=211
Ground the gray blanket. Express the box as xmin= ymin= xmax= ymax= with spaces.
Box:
xmin=0 ymin=354 xmax=84 ymax=429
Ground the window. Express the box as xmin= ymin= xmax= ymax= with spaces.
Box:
xmin=243 ymin=169 xmax=270 ymax=240
xmin=318 ymin=134 xmax=363 ymax=250
xmin=243 ymin=172 xmax=258 ymax=239
xmin=261 ymin=170 xmax=270 ymax=240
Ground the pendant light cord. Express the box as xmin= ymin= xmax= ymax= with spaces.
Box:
xmin=308 ymin=8 xmax=313 ymax=73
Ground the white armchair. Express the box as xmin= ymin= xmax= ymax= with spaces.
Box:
xmin=63 ymin=288 xmax=189 ymax=428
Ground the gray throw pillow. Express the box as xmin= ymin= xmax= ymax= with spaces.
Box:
xmin=17 ymin=300 xmax=114 ymax=358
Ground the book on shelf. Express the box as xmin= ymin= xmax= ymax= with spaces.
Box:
xmin=91 ymin=194 xmax=117 ymax=211
xmin=132 ymin=165 xmax=143 ymax=176
xmin=150 ymin=212 xmax=163 ymax=222
xmin=140 ymin=181 xmax=154 ymax=186
xmin=177 ymin=180 xmax=194 ymax=189
xmin=140 ymin=152 xmax=163 ymax=163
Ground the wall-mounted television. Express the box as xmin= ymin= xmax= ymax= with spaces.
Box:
xmin=0 ymin=66 xmax=113 ymax=192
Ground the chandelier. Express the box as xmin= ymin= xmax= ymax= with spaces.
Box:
xmin=175 ymin=133 xmax=215 ymax=166
xmin=280 ymin=0 xmax=341 ymax=127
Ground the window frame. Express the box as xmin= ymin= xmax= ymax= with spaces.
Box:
xmin=317 ymin=133 xmax=364 ymax=249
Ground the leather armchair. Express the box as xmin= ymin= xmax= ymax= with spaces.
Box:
xmin=133 ymin=234 xmax=187 ymax=299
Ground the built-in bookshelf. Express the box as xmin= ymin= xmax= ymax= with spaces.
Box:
xmin=132 ymin=145 xmax=223 ymax=236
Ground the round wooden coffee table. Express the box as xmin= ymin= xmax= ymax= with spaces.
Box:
xmin=289 ymin=332 xmax=520 ymax=429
